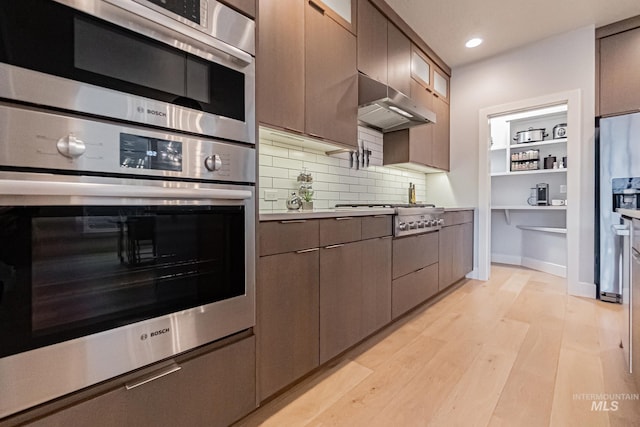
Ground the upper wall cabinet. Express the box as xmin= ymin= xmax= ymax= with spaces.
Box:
xmin=257 ymin=0 xmax=358 ymax=148
xmin=257 ymin=0 xmax=305 ymax=134
xmin=387 ymin=23 xmax=411 ymax=97
xmin=306 ymin=0 xmax=358 ymax=147
xmin=433 ymin=66 xmax=449 ymax=103
xmin=357 ymin=0 xmax=388 ymax=84
xmin=598 ymin=23 xmax=640 ymax=116
xmin=410 ymin=45 xmax=431 ymax=89
xmin=312 ymin=0 xmax=357 ymax=34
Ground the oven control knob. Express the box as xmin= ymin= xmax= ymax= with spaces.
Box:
xmin=437 ymin=218 xmax=444 ymax=225
xmin=204 ymin=154 xmax=222 ymax=172
xmin=398 ymin=222 xmax=407 ymax=231
xmin=57 ymin=134 xmax=86 ymax=158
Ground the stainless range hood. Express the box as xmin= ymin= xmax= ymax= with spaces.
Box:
xmin=358 ymin=73 xmax=436 ymax=132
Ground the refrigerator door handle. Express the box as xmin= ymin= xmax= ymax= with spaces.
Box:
xmin=612 ymin=224 xmax=631 ymax=236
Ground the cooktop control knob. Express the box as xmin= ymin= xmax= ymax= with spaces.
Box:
xmin=204 ymin=154 xmax=222 ymax=172
xmin=437 ymin=218 xmax=444 ymax=225
xmin=398 ymin=222 xmax=407 ymax=231
xmin=57 ymin=134 xmax=86 ymax=158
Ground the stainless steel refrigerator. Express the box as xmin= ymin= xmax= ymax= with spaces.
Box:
xmin=597 ymin=112 xmax=640 ymax=303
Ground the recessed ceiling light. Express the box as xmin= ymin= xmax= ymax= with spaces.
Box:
xmin=465 ymin=38 xmax=483 ymax=48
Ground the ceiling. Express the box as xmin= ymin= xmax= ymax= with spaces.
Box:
xmin=384 ymin=0 xmax=640 ymax=69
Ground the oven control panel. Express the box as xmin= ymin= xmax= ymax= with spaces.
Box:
xmin=394 ymin=207 xmax=444 ymax=237
xmin=0 ymin=104 xmax=255 ymax=184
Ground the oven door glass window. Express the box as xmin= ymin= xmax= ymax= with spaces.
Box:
xmin=0 ymin=0 xmax=245 ymax=121
xmin=0 ymin=205 xmax=245 ymax=358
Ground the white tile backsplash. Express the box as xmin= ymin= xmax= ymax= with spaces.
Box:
xmin=259 ymin=126 xmax=428 ymax=210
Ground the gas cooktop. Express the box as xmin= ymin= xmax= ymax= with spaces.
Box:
xmin=334 ymin=203 xmax=436 ymax=208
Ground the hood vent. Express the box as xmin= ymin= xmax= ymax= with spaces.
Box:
xmin=358 ymin=73 xmax=436 ymax=132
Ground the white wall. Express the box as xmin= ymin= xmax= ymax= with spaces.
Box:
xmin=427 ymin=26 xmax=596 ymax=285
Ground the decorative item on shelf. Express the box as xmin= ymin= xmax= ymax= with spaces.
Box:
xmin=511 ymin=159 xmax=539 ymax=171
xmin=527 ymin=187 xmax=537 ymax=206
xmin=552 ymin=123 xmax=567 ymax=139
xmin=513 ymin=127 xmax=548 ymax=144
xmin=544 ymin=155 xmax=556 ymax=169
xmin=286 ymin=192 xmax=302 ymax=211
xmin=562 ymin=156 xmax=567 ymax=168
xmin=511 ymin=149 xmax=539 ymax=161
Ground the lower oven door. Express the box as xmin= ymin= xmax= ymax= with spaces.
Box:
xmin=0 ymin=172 xmax=255 ymax=418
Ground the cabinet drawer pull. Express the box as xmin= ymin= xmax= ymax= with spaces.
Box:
xmin=296 ymin=248 xmax=319 ymax=254
xmin=280 ymin=220 xmax=307 ymax=224
xmin=308 ymin=0 xmax=325 ymax=14
xmin=125 ymin=362 xmax=181 ymax=390
xmin=335 ymin=217 xmax=353 ymax=221
xmin=324 ymin=244 xmax=344 ymax=249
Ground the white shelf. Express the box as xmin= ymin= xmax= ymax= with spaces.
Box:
xmin=492 ymin=205 xmax=566 ymax=224
xmin=516 ymin=225 xmax=567 ymax=234
xmin=510 ymin=138 xmax=567 ymax=149
xmin=491 ymin=146 xmax=507 ymax=151
xmin=491 ymin=168 xmax=567 ymax=177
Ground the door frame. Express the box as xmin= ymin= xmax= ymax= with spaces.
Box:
xmin=477 ymin=89 xmax=592 ymax=297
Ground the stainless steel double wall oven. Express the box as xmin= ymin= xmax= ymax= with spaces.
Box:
xmin=0 ymin=0 xmax=256 ymax=418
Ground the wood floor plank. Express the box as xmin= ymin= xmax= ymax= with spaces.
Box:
xmin=311 ymin=335 xmax=446 ymax=426
xmin=236 ymin=360 xmax=372 ymax=427
xmin=550 ymin=347 xmax=610 ymax=427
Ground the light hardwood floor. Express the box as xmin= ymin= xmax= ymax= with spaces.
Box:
xmin=236 ymin=264 xmax=640 ymax=427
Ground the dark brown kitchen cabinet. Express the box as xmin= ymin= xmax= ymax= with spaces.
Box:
xmin=219 ymin=0 xmax=255 ymax=18
xmin=320 ymin=241 xmax=363 ymax=363
xmin=383 ymin=77 xmax=450 ymax=171
xmin=310 ymin=0 xmax=357 ymax=34
xmin=257 ymin=0 xmax=305 ymax=133
xmin=433 ymin=66 xmax=449 ymax=103
xmin=258 ymin=249 xmax=320 ymax=401
xmin=305 ymin=0 xmax=358 ymax=147
xmin=361 ymin=236 xmax=392 ymax=336
xmin=391 ymin=231 xmax=439 ymax=319
xmin=598 ymin=25 xmax=640 ymax=116
xmin=392 ymin=263 xmax=438 ymax=318
xmin=357 ymin=0 xmax=387 ymax=84
xmin=431 ymin=94 xmax=450 ymax=170
xmin=23 ymin=334 xmax=256 ymax=427
xmin=387 ymin=22 xmax=411 ymax=97
xmin=439 ymin=211 xmax=474 ymax=291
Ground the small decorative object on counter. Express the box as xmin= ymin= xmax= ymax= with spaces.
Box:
xmin=301 ymin=189 xmax=314 ymax=210
xmin=297 ymin=168 xmax=313 ymax=200
xmin=408 ymin=182 xmax=416 ymax=204
xmin=286 ymin=192 xmax=302 ymax=211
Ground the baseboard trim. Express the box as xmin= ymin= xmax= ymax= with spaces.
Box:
xmin=491 ymin=254 xmax=522 ymax=265
xmin=569 ymin=281 xmax=596 ymax=299
xmin=521 ymin=257 xmax=567 ymax=278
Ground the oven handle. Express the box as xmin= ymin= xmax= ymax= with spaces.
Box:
xmin=0 ymin=180 xmax=253 ymax=200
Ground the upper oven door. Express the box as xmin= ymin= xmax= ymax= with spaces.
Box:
xmin=0 ymin=0 xmax=255 ymax=144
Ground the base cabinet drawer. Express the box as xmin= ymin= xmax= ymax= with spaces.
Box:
xmin=392 ymin=263 xmax=439 ymax=319
xmin=22 ymin=335 xmax=256 ymax=427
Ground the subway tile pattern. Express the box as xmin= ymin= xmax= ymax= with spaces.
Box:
xmin=259 ymin=127 xmax=427 ymax=211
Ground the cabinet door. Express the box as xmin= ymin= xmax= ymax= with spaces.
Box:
xmin=320 ymin=241 xmax=363 ymax=363
xmin=392 ymin=263 xmax=439 ymax=319
xmin=600 ymin=27 xmax=640 ymax=116
xmin=387 ymin=23 xmax=411 ymax=97
xmin=433 ymin=67 xmax=449 ymax=102
xmin=361 ymin=237 xmax=392 ymax=337
xmin=461 ymin=221 xmax=474 ymax=278
xmin=409 ymin=79 xmax=434 ymax=166
xmin=438 ymin=225 xmax=455 ymax=290
xmin=392 ymin=231 xmax=439 ymax=279
xmin=312 ymin=0 xmax=357 ymax=34
xmin=257 ymin=0 xmax=305 ymax=132
xmin=258 ymin=250 xmax=320 ymax=401
xmin=410 ymin=45 xmax=431 ymax=89
xmin=357 ymin=0 xmax=387 ymax=84
xmin=431 ymin=94 xmax=450 ymax=171
xmin=306 ymin=1 xmax=358 ymax=147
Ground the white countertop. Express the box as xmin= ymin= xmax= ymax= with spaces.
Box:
xmin=259 ymin=207 xmax=475 ymax=221
xmin=618 ymin=208 xmax=640 ymax=220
